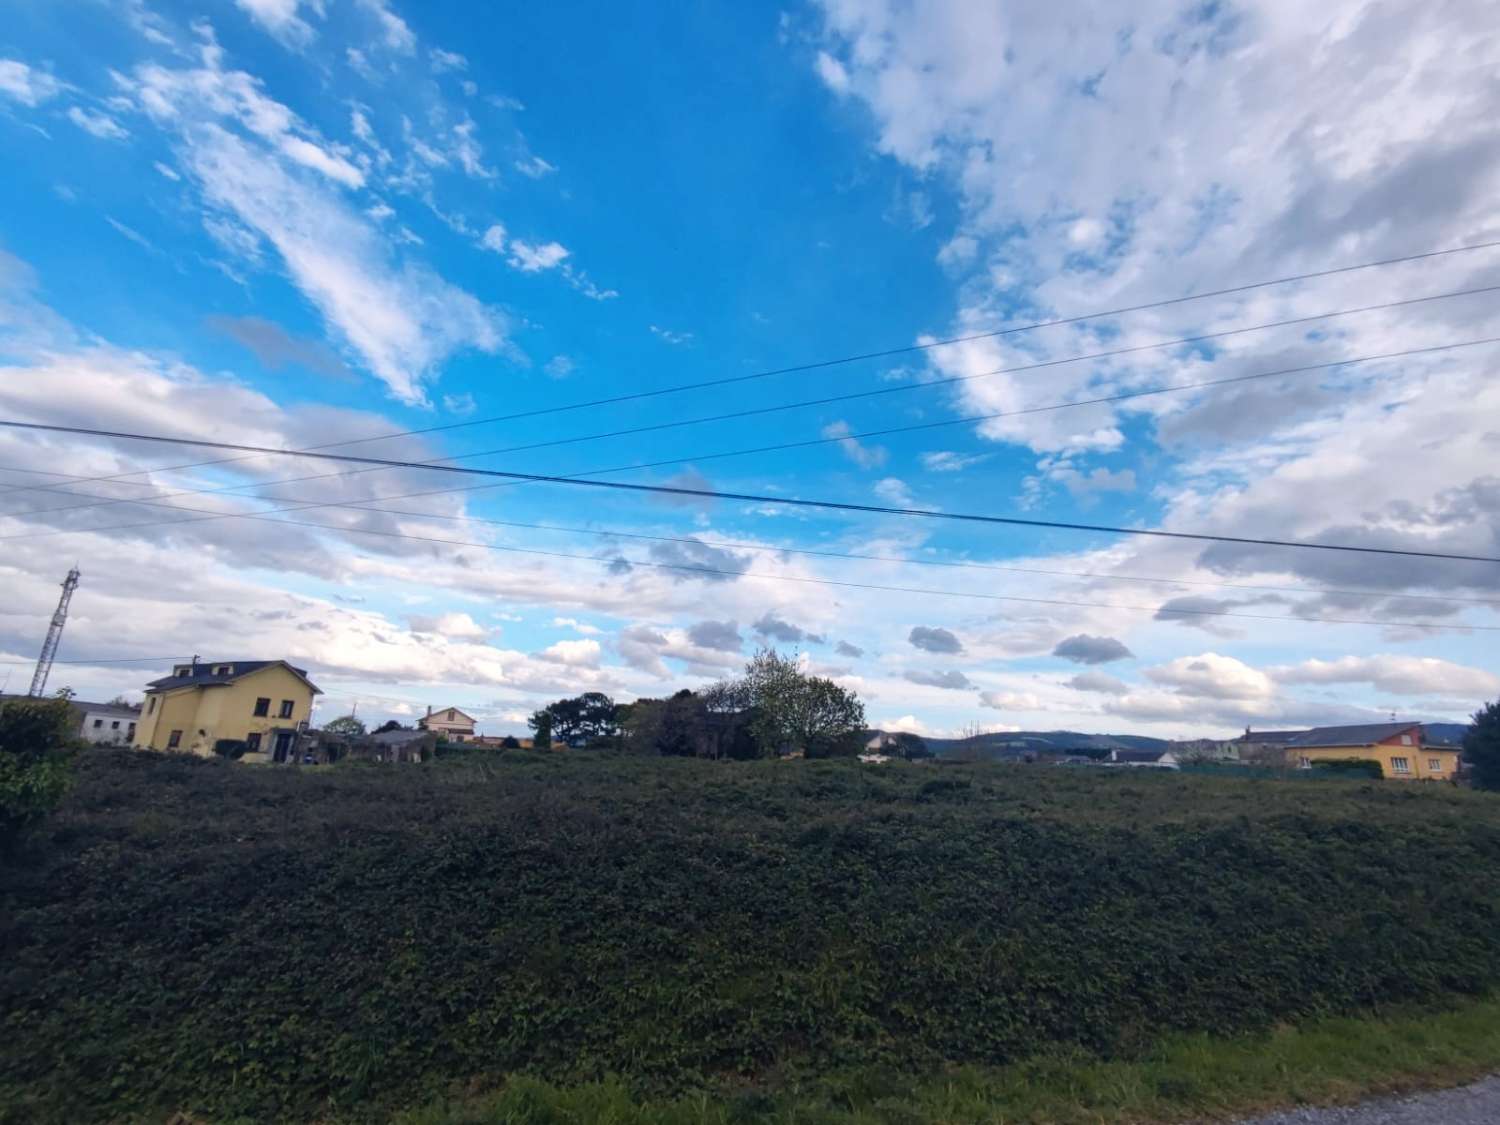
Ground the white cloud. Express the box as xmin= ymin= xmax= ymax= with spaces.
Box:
xmin=553 ymin=617 xmax=603 ymax=636
xmin=544 ymin=354 xmax=575 ymax=379
xmin=105 ymin=217 xmax=155 ymax=252
xmin=356 ymin=0 xmax=416 ymax=54
xmin=514 ymin=154 xmax=556 ymax=178
xmin=1271 ymin=655 xmax=1500 ymax=698
xmin=478 ymin=223 xmax=506 ymax=252
xmin=979 ymin=691 xmax=1043 ymax=711
xmin=814 ymin=50 xmax=850 ymax=95
xmin=153 ymin=160 xmax=181 ymax=180
xmin=821 ymin=419 xmax=888 ymax=469
xmin=873 ymin=477 xmax=915 ymax=506
xmin=649 ymin=324 xmax=694 ymax=346
xmin=409 ymin=611 xmax=489 ymax=639
xmin=235 ymin=0 xmax=318 ymax=48
xmin=507 ymin=239 xmax=570 ymax=272
xmin=1145 ymin=653 xmax=1276 ymax=701
xmin=441 ymin=392 xmax=476 ymax=415
xmin=429 ymin=47 xmax=467 ymax=72
xmin=920 ymin=449 xmax=989 ymax=473
xmin=67 ymin=106 xmax=129 ymax=140
xmin=539 ymin=638 xmax=602 ymax=667
xmin=0 ymin=59 xmax=63 ymax=106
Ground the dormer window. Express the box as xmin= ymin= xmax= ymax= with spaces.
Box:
xmin=174 ymin=666 xmax=191 ymax=677
xmin=214 ymin=664 xmax=232 ymax=675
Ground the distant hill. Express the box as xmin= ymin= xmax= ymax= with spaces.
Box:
xmin=873 ymin=729 xmax=1170 ymax=759
xmin=1424 ymin=722 xmax=1471 ymax=748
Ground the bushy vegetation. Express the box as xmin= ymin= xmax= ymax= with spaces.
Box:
xmin=0 ymin=694 xmax=78 ymax=849
xmin=4 ymin=751 xmax=1500 ymax=1124
xmin=1466 ymin=699 xmax=1500 ymax=790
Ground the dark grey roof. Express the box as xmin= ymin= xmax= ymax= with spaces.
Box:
xmin=71 ymin=701 xmax=142 ymax=717
xmin=145 ymin=660 xmax=320 ymax=693
xmin=1287 ymin=722 xmax=1420 ymax=748
xmin=370 ymin=729 xmax=432 ymax=746
xmin=1238 ymin=729 xmax=1307 ymax=744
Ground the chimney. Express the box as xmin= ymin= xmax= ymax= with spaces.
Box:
xmin=426 ymin=705 xmax=432 ymax=717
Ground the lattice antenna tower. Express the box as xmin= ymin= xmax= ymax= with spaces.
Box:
xmin=29 ymin=566 xmax=81 ymax=697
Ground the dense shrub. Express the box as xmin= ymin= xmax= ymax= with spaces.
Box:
xmin=1310 ymin=757 xmax=1385 ymax=779
xmin=0 ymin=694 xmax=78 ymax=849
xmin=212 ymin=738 xmax=249 ymax=759
xmin=1467 ymin=700 xmax=1500 ymax=790
xmin=3 ymin=752 xmax=1500 ymax=1123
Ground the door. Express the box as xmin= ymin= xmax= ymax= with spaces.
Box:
xmin=273 ymin=731 xmax=294 ymax=763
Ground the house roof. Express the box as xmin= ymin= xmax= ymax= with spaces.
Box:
xmin=1287 ymin=722 xmax=1421 ymax=748
xmin=1238 ymin=729 xmax=1308 ymax=744
xmin=72 ymin=701 xmax=142 ymax=718
xmin=145 ymin=660 xmax=322 ymax=694
xmin=370 ymin=729 xmax=433 ymax=746
xmin=419 ymin=706 xmax=476 ymax=723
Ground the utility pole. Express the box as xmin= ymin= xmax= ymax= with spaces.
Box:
xmin=29 ymin=566 xmax=81 ymax=698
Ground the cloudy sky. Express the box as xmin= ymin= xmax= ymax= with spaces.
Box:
xmin=1 ymin=0 xmax=1498 ymax=737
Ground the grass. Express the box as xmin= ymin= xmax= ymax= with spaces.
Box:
xmin=4 ymin=750 xmax=1500 ymax=1123
xmin=396 ymin=994 xmax=1500 ymax=1124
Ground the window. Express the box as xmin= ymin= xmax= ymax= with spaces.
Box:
xmin=1400 ymin=733 xmax=1413 ymax=746
xmin=110 ymin=720 xmax=120 ymax=730
xmin=147 ymin=697 xmax=157 ymax=714
xmin=127 ymin=724 xmax=135 ymax=739
xmin=175 ymin=666 xmax=191 ymax=677
xmin=214 ymin=665 xmax=232 ymax=675
xmin=1299 ymin=755 xmax=1311 ymax=769
xmin=253 ymin=697 xmax=270 ymax=717
xmin=92 ymin=718 xmax=103 ymax=728
xmin=1429 ymin=758 xmax=1443 ymax=772
xmin=447 ymin=709 xmax=456 ymax=721
xmin=246 ymin=733 xmax=262 ymax=752
xmin=167 ymin=730 xmax=183 ymax=749
xmin=1390 ymin=756 xmax=1411 ymax=774
xmin=278 ymin=699 xmax=295 ymax=719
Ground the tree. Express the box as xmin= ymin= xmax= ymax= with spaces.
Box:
xmin=373 ymin=719 xmax=405 ymax=734
xmin=500 ymin=735 xmax=520 ymax=750
xmin=529 ymin=710 xmax=553 ymax=750
xmin=531 ymin=692 xmax=618 ymax=746
xmin=738 ymin=648 xmax=866 ymax=758
xmin=1465 ymin=701 xmax=1500 ymax=790
xmin=0 ymin=693 xmax=79 ymax=848
xmin=322 ymin=715 xmax=367 ymax=738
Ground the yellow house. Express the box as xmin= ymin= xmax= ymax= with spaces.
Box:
xmin=1289 ymin=722 xmax=1459 ymax=780
xmin=134 ymin=660 xmax=322 ymax=761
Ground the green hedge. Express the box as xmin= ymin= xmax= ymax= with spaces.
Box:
xmin=3 ymin=751 xmax=1500 ymax=1123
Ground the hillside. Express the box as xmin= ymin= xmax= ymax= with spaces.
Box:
xmin=4 ymin=751 xmax=1500 ymax=1124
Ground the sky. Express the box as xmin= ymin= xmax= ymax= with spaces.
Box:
xmin=1 ymin=0 xmax=1498 ymax=739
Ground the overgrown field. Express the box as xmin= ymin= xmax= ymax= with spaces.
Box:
xmin=4 ymin=751 xmax=1500 ymax=1123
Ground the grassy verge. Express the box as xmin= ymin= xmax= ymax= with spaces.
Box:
xmin=400 ymin=994 xmax=1500 ymax=1124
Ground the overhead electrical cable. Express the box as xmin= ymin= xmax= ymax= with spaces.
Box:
xmin=29 ymin=497 xmax=1497 ymax=632
xmin=9 ymin=467 xmax=1496 ymax=610
xmin=9 ymin=333 xmax=1500 ymax=527
xmin=4 ymin=240 xmax=1498 ymax=498
xmin=3 ymin=414 xmax=1499 ymax=563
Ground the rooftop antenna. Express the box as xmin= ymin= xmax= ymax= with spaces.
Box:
xmin=29 ymin=566 xmax=81 ymax=697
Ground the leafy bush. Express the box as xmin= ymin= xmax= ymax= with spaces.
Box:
xmin=212 ymin=738 xmax=249 ymax=760
xmin=1466 ymin=700 xmax=1500 ymax=790
xmin=0 ymin=694 xmax=78 ymax=849
xmin=1309 ymin=757 xmax=1384 ymax=779
xmin=4 ymin=752 xmax=1500 ymax=1123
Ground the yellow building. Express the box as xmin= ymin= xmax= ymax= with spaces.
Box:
xmin=1289 ymin=722 xmax=1459 ymax=780
xmin=134 ymin=660 xmax=322 ymax=761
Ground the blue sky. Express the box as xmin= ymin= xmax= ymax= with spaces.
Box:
xmin=1 ymin=0 xmax=1498 ymax=736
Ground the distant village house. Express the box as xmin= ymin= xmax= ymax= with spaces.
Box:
xmin=418 ymin=705 xmax=477 ymax=742
xmin=134 ymin=659 xmax=321 ymax=761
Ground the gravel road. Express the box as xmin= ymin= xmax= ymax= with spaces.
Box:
xmin=1233 ymin=1075 xmax=1500 ymax=1124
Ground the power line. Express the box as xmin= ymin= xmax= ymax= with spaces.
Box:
xmin=7 ymin=465 xmax=1498 ymax=610
xmin=3 ymin=413 xmax=1499 ymax=563
xmin=6 ymin=239 xmax=1499 ymax=499
xmin=90 ymin=502 xmax=1500 ymax=632
xmin=0 ymin=655 xmax=187 ymax=667
xmin=10 ymin=334 xmax=1500 ymax=527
